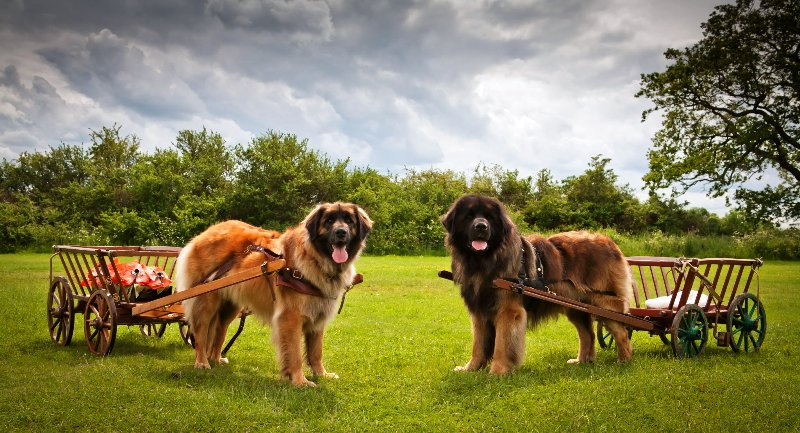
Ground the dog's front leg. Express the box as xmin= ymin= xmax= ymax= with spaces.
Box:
xmin=455 ymin=313 xmax=491 ymax=372
xmin=274 ymin=310 xmax=315 ymax=386
xmin=305 ymin=326 xmax=338 ymax=379
xmin=489 ymin=302 xmax=526 ymax=375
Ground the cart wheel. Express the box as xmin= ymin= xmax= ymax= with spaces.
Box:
xmin=728 ymin=293 xmax=766 ymax=353
xmin=139 ymin=323 xmax=167 ymax=338
xmin=671 ymin=304 xmax=708 ymax=358
xmin=47 ymin=277 xmax=74 ymax=346
xmin=84 ymin=290 xmax=118 ymax=356
xmin=178 ymin=320 xmax=194 ymax=348
xmin=596 ymin=322 xmax=632 ymax=349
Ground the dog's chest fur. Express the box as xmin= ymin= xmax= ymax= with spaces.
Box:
xmin=449 ymin=230 xmax=528 ymax=314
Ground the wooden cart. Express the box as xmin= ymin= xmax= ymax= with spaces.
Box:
xmin=439 ymin=256 xmax=765 ymax=358
xmin=47 ymin=245 xmax=285 ymax=356
xmin=608 ymin=256 xmax=765 ymax=357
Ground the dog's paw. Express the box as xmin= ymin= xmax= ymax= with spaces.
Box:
xmin=217 ymin=357 xmax=229 ymax=365
xmin=567 ymin=358 xmax=581 ymax=364
xmin=292 ymin=377 xmax=317 ymax=387
xmin=321 ymin=372 xmax=339 ymax=379
xmin=194 ymin=361 xmax=212 ymax=369
xmin=454 ymin=365 xmax=471 ymax=372
xmin=489 ymin=365 xmax=512 ymax=375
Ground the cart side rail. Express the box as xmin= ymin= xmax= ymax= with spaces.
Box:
xmin=625 ymin=256 xmax=763 ymax=312
xmin=625 ymin=256 xmax=687 ymax=309
xmin=50 ymin=245 xmax=182 ymax=302
xmin=685 ymin=257 xmax=762 ymax=313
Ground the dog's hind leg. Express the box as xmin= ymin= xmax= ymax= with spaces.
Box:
xmin=592 ymin=294 xmax=633 ymax=363
xmin=207 ymin=301 xmax=239 ymax=366
xmin=566 ymin=310 xmax=595 ymax=364
xmin=604 ymin=320 xmax=633 ymax=363
xmin=189 ymin=300 xmax=212 ymax=369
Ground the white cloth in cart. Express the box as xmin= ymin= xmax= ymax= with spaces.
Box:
xmin=644 ymin=290 xmax=709 ymax=309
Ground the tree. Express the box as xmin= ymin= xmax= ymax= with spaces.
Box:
xmin=522 ymin=169 xmax=570 ymax=230
xmin=84 ymin=125 xmax=142 ymax=217
xmin=562 ymin=156 xmax=635 ymax=228
xmin=174 ymin=128 xmax=233 ymax=196
xmin=228 ymin=131 xmax=349 ymax=229
xmin=637 ymin=0 xmax=800 ymax=223
xmin=469 ymin=163 xmax=533 ymax=209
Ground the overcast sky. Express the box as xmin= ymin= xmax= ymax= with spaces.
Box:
xmin=0 ymin=0 xmax=733 ymax=213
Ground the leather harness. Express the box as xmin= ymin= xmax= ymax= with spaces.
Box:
xmin=512 ymin=237 xmax=619 ymax=298
xmin=245 ymin=244 xmax=362 ymax=314
xmin=515 ymin=237 xmax=550 ymax=290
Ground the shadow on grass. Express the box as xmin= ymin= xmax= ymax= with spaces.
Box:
xmin=150 ymin=360 xmax=342 ymax=415
xmin=433 ymin=336 xmax=747 ymax=398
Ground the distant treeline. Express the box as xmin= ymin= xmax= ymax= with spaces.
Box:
xmin=1 ymin=125 xmax=798 ymax=259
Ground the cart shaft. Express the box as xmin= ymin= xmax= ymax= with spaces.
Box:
xmin=132 ymin=259 xmax=285 ymax=315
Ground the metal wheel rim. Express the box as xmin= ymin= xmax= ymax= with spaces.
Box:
xmin=596 ymin=322 xmax=614 ymax=349
xmin=84 ymin=290 xmax=117 ymax=356
xmin=596 ymin=322 xmax=632 ymax=349
xmin=47 ymin=277 xmax=74 ymax=346
xmin=728 ymin=293 xmax=766 ymax=353
xmin=178 ymin=321 xmax=194 ymax=348
xmin=139 ymin=323 xmax=167 ymax=338
xmin=671 ymin=304 xmax=708 ymax=358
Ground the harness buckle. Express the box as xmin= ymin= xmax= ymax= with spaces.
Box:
xmin=291 ymin=269 xmax=303 ymax=280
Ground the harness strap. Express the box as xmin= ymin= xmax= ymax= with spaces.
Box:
xmin=276 ymin=268 xmax=333 ymax=299
xmin=338 ymin=274 xmax=364 ymax=314
xmin=518 ymin=237 xmax=547 ymax=289
xmin=247 ymin=244 xmax=283 ymax=301
xmin=246 ymin=244 xmax=282 ymax=260
xmin=247 ymin=244 xmax=363 ymax=314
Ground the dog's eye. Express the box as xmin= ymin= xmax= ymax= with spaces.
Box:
xmin=342 ymin=215 xmax=353 ymax=224
xmin=325 ymin=216 xmax=335 ymax=225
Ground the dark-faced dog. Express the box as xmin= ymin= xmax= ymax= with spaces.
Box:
xmin=442 ymin=194 xmax=632 ymax=374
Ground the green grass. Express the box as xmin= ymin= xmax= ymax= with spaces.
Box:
xmin=1 ymin=254 xmax=799 ymax=432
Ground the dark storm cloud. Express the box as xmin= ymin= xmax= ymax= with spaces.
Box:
xmin=37 ymin=28 xmax=204 ymax=119
xmin=0 ymin=0 xmax=731 ymax=211
xmin=206 ymin=0 xmax=334 ymax=39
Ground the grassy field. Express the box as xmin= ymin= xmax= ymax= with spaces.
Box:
xmin=0 ymin=253 xmax=798 ymax=432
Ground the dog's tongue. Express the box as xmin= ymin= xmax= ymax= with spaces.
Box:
xmin=471 ymin=240 xmax=488 ymax=251
xmin=332 ymin=246 xmax=349 ymax=264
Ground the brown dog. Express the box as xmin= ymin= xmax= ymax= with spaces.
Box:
xmin=442 ymin=194 xmax=632 ymax=374
xmin=175 ymin=203 xmax=372 ymax=386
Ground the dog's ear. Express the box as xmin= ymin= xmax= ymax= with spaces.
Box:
xmin=355 ymin=205 xmax=373 ymax=241
xmin=496 ymin=202 xmax=513 ymax=238
xmin=441 ymin=204 xmax=457 ymax=233
xmin=304 ymin=204 xmax=326 ymax=240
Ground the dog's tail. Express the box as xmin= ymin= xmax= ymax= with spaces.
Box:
xmin=174 ymin=243 xmax=193 ymax=293
xmin=174 ymin=242 xmax=196 ymax=323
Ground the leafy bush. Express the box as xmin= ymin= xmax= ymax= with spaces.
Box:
xmin=2 ymin=125 xmax=798 ymax=258
xmin=735 ymin=228 xmax=800 ymax=260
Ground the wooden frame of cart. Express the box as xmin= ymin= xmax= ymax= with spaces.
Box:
xmin=46 ymin=245 xmax=285 ymax=356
